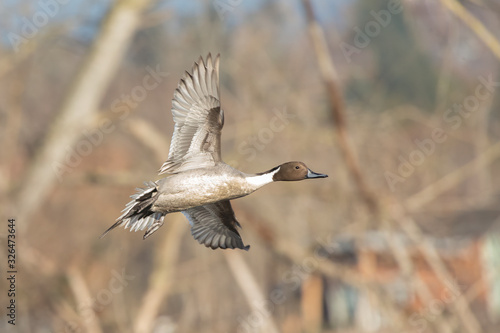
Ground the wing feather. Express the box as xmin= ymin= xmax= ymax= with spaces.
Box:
xmin=160 ymin=54 xmax=223 ymax=175
xmin=182 ymin=200 xmax=249 ymax=250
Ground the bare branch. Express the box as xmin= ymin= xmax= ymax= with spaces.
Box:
xmin=66 ymin=266 xmax=103 ymax=333
xmin=125 ymin=118 xmax=186 ymax=333
xmin=224 ymin=251 xmax=280 ymax=333
xmin=300 ymin=1 xmax=483 ymax=332
xmin=15 ymin=0 xmax=154 ymax=233
xmin=406 ymin=141 xmax=500 ymax=211
xmin=301 ymin=0 xmax=379 ymax=214
xmin=133 ymin=216 xmax=185 ymax=333
xmin=440 ymin=0 xmax=500 ymax=60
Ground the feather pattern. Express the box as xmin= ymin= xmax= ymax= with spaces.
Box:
xmin=100 ymin=182 xmax=165 ymax=239
xmin=159 ymin=53 xmax=223 ymax=175
xmin=182 ymin=200 xmax=249 ymax=250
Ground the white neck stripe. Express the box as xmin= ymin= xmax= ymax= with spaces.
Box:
xmin=246 ymin=167 xmax=280 ymax=188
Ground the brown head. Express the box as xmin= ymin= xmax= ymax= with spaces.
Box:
xmin=272 ymin=161 xmax=328 ymax=181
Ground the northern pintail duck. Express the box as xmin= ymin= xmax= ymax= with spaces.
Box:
xmin=103 ymin=54 xmax=327 ymax=250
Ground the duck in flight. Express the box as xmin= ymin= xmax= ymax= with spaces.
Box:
xmin=102 ymin=54 xmax=327 ymax=250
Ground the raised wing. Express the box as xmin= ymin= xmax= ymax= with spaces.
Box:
xmin=159 ymin=53 xmax=223 ymax=175
xmin=182 ymin=200 xmax=250 ymax=250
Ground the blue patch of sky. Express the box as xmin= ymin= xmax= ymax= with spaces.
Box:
xmin=160 ymin=0 xmax=354 ymax=39
xmin=1 ymin=0 xmax=111 ymax=48
xmin=1 ymin=0 xmax=354 ymax=50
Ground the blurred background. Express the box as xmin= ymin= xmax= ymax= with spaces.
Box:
xmin=1 ymin=0 xmax=500 ymax=332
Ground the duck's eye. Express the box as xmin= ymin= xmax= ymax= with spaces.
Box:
xmin=295 ymin=166 xmax=300 ymax=169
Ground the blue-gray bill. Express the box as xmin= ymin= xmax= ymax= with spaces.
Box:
xmin=306 ymin=169 xmax=328 ymax=179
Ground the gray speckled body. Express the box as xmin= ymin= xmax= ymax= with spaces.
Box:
xmin=152 ymin=163 xmax=255 ymax=213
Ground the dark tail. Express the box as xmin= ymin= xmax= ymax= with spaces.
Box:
xmin=100 ymin=181 xmax=165 ymax=239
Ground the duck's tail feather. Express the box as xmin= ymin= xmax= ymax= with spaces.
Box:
xmin=100 ymin=181 xmax=165 ymax=239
